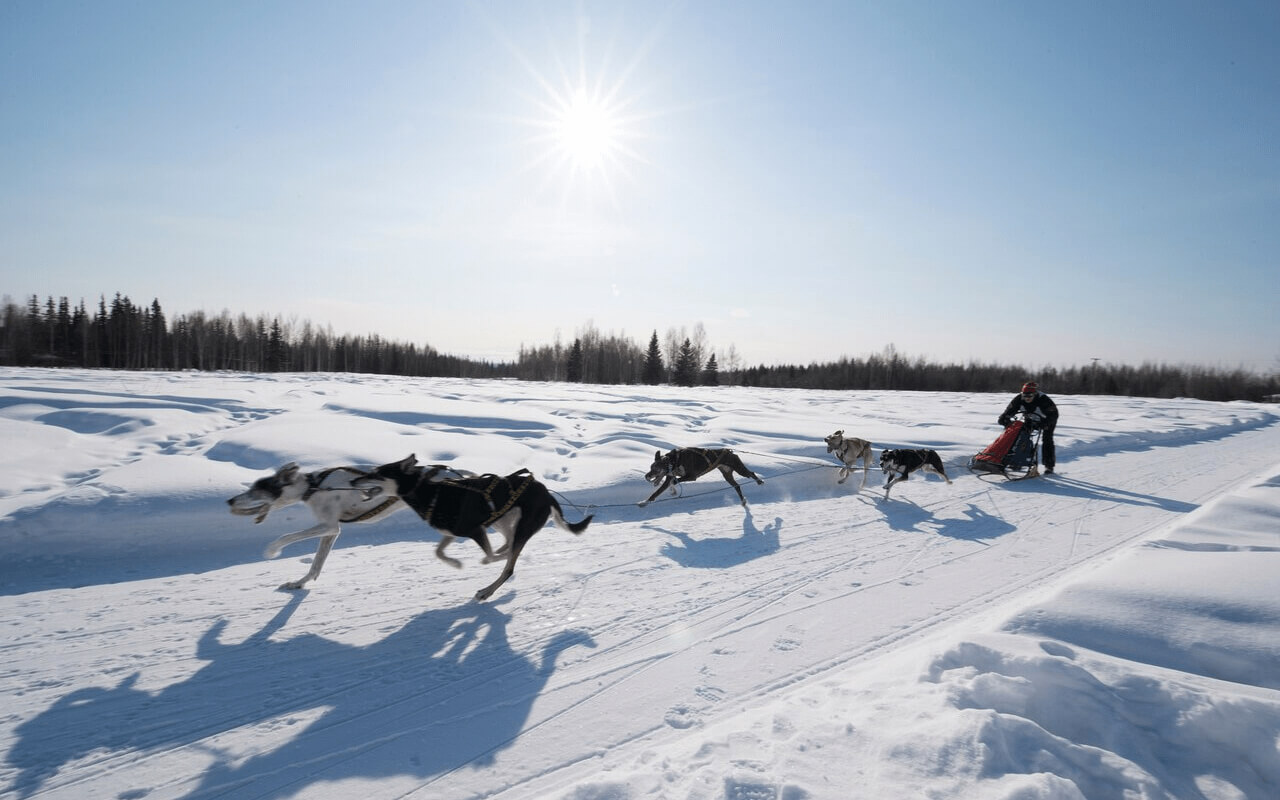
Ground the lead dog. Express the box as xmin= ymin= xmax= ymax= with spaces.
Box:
xmin=640 ymin=447 xmax=764 ymax=507
xmin=227 ymin=461 xmax=471 ymax=590
xmin=824 ymin=430 xmax=873 ymax=488
xmin=352 ymin=455 xmax=593 ymax=602
xmin=879 ymin=448 xmax=952 ymax=499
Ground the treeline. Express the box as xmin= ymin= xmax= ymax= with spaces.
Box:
xmin=514 ymin=322 xmax=733 ymax=386
xmin=0 ymin=294 xmax=506 ymax=378
xmin=2 ymin=294 xmax=1276 ymax=402
xmin=731 ymin=346 xmax=1276 ymax=402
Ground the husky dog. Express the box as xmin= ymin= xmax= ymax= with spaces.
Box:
xmin=640 ymin=447 xmax=764 ymax=507
xmin=878 ymin=449 xmax=952 ymax=500
xmin=824 ymin=430 xmax=873 ymax=488
xmin=352 ymin=455 xmax=593 ymax=602
xmin=228 ymin=461 xmax=470 ymax=590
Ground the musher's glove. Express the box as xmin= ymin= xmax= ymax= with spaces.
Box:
xmin=998 ymin=415 xmax=1010 ymax=427
xmin=1024 ymin=418 xmax=1041 ymax=430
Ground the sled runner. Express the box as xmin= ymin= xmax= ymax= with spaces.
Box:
xmin=968 ymin=413 xmax=1042 ymax=480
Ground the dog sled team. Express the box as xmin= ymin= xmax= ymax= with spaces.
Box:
xmin=229 ymin=382 xmax=1058 ymax=601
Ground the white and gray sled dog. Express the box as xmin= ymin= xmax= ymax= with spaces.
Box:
xmin=824 ymin=430 xmax=873 ymax=488
xmin=227 ymin=461 xmax=472 ymax=590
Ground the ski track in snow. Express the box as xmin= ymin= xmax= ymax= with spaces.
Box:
xmin=0 ymin=369 xmax=1277 ymax=800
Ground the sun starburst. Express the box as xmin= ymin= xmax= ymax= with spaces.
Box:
xmin=555 ymin=88 xmax=621 ymax=172
xmin=494 ymin=12 xmax=660 ymax=210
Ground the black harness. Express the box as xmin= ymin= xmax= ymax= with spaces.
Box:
xmin=302 ymin=467 xmax=400 ymax=523
xmin=665 ymin=448 xmax=727 ymax=481
xmin=412 ymin=468 xmax=535 ymax=528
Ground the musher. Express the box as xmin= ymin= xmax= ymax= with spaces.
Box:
xmin=998 ymin=381 xmax=1059 ymax=473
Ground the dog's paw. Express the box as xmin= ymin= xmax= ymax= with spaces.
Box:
xmin=279 ymin=580 xmax=307 ymax=591
xmin=263 ymin=545 xmax=282 ymax=559
xmin=637 ymin=500 xmax=649 ymax=507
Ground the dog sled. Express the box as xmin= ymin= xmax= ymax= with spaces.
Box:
xmin=968 ymin=413 xmax=1042 ymax=480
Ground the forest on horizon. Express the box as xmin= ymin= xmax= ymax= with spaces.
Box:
xmin=2 ymin=293 xmax=1276 ymax=403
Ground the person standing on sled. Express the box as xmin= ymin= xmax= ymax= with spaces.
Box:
xmin=998 ymin=382 xmax=1059 ymax=473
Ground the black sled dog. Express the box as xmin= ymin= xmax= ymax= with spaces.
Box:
xmin=352 ymin=455 xmax=593 ymax=602
xmin=640 ymin=447 xmax=764 ymax=507
xmin=878 ymin=449 xmax=953 ymax=500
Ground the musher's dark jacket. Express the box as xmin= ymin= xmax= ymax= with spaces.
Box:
xmin=999 ymin=392 xmax=1059 ymax=429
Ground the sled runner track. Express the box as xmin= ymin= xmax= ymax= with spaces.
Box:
xmin=43 ymin=509 xmax=928 ymax=800
xmin=11 ymin=473 xmax=1143 ymax=800
xmin=536 ymin=477 xmax=1030 ymax=665
xmin=15 ymin=453 xmax=1212 ymax=800
xmin=502 ymin=457 xmax=1263 ymax=799
xmin=477 ymin=508 xmax=1223 ymax=800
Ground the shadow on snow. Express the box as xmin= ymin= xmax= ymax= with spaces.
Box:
xmin=5 ymin=593 xmax=594 ymax=799
xmin=650 ymin=509 xmax=783 ymax=569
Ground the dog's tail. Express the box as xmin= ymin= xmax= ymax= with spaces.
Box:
xmin=551 ymin=497 xmax=593 ymax=534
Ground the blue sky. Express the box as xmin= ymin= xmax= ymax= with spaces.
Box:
xmin=2 ymin=1 xmax=1277 ymax=372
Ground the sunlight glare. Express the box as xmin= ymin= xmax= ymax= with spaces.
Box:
xmin=556 ymin=89 xmax=619 ymax=171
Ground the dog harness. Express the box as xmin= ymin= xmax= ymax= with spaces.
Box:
xmin=668 ymin=448 xmax=727 ymax=480
xmin=832 ymin=438 xmax=858 ymax=463
xmin=413 ymin=468 xmax=535 ymax=528
xmin=340 ymin=498 xmax=400 ymax=523
xmin=479 ymin=469 xmax=534 ymax=527
xmin=303 ymin=467 xmax=400 ymax=522
xmin=302 ymin=467 xmax=367 ymax=501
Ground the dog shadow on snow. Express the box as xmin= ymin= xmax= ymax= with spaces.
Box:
xmin=877 ymin=497 xmax=1016 ymax=542
xmin=649 ymin=510 xmax=783 ymax=569
xmin=4 ymin=593 xmax=594 ymax=800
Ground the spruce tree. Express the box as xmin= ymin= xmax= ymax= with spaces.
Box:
xmin=642 ymin=330 xmax=665 ymax=384
xmin=673 ymin=338 xmax=698 ymax=387
xmin=566 ymin=339 xmax=584 ymax=382
xmin=702 ymin=353 xmax=720 ymax=386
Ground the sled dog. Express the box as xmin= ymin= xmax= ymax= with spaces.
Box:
xmin=352 ymin=455 xmax=593 ymax=602
xmin=640 ymin=447 xmax=764 ymax=507
xmin=879 ymin=449 xmax=952 ymax=499
xmin=824 ymin=430 xmax=873 ymax=488
xmin=228 ymin=461 xmax=470 ymax=590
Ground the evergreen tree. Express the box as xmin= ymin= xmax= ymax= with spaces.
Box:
xmin=702 ymin=353 xmax=720 ymax=386
xmin=147 ymin=298 xmax=167 ymax=369
xmin=266 ymin=318 xmax=287 ymax=372
xmin=673 ymin=338 xmax=699 ymax=387
xmin=642 ymin=330 xmax=665 ymax=384
xmin=566 ymin=338 xmax=584 ymax=382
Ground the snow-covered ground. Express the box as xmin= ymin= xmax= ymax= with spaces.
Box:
xmin=1 ymin=368 xmax=1277 ymax=800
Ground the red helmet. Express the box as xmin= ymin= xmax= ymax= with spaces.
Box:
xmin=1021 ymin=381 xmax=1039 ymax=394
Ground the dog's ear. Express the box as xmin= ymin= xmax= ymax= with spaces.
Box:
xmin=834 ymin=430 xmax=842 ymax=437
xmin=279 ymin=462 xmax=300 ymax=479
xmin=400 ymin=454 xmax=418 ymax=469
xmin=654 ymin=450 xmax=662 ymax=460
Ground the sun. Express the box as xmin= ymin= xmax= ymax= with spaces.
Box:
xmin=555 ymin=88 xmax=622 ymax=172
xmin=529 ymin=78 xmax=644 ymax=207
xmin=490 ymin=10 xmax=661 ymax=209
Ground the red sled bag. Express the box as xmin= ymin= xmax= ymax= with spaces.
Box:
xmin=969 ymin=418 xmax=1041 ymax=479
xmin=972 ymin=421 xmax=1025 ymax=469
